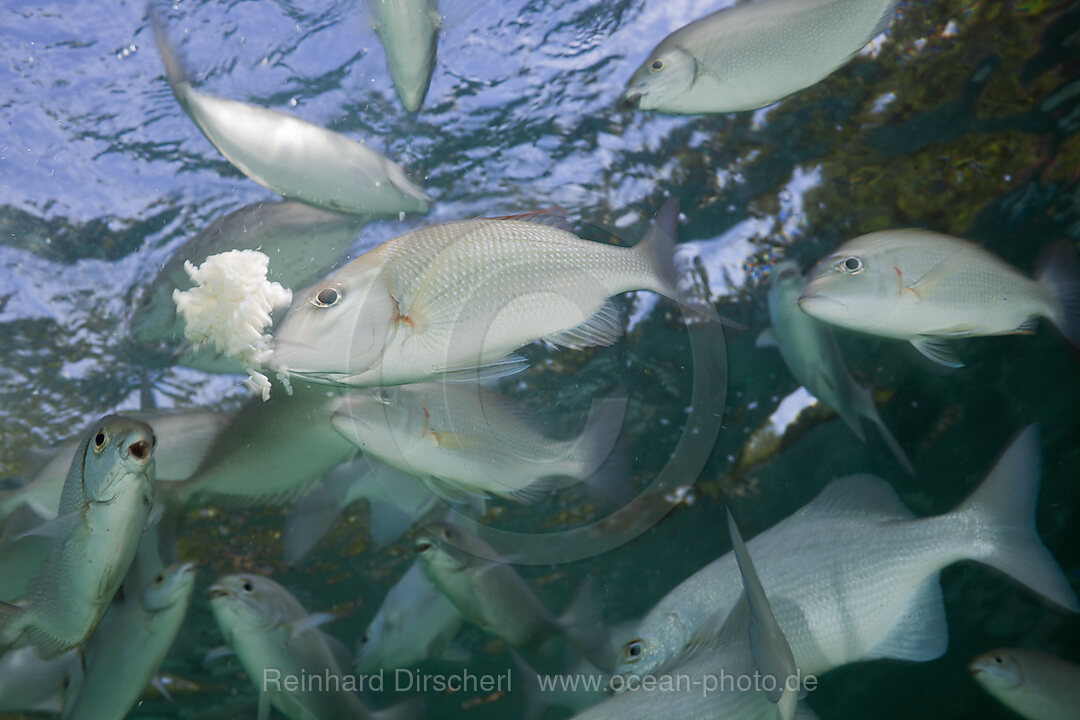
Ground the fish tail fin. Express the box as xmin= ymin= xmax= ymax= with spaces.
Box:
xmin=558 ymin=576 xmax=615 ymax=673
xmin=953 ymin=424 xmax=1079 ymax=612
xmin=149 ymin=8 xmax=194 ymax=104
xmin=1036 ymin=239 xmax=1080 ymax=350
xmin=284 ymin=471 xmax=357 ymax=565
xmin=858 ymin=385 xmax=915 ymax=475
xmin=634 ymin=199 xmax=733 ymax=327
xmin=565 ymin=398 xmax=633 ymax=509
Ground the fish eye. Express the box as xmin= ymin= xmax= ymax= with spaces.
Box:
xmin=650 ymin=59 xmax=664 ymax=72
xmin=311 ymin=286 xmax=342 ymax=308
xmin=993 ymin=656 xmax=1004 ymax=664
xmin=360 ymin=632 xmax=369 ymax=644
xmin=624 ymin=639 xmax=645 ymax=661
xmin=442 ymin=528 xmax=453 ymax=540
xmin=242 ymin=579 xmax=254 ymax=593
xmin=374 ymin=389 xmax=392 ymax=404
xmin=93 ymin=430 xmax=108 ymax=454
xmin=839 ymin=256 xmax=863 ymax=274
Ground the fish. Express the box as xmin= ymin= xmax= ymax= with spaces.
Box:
xmin=208 ymin=573 xmax=400 ymax=720
xmin=0 ymin=416 xmax=156 ymax=658
xmin=61 ymin=562 xmax=197 ymax=720
xmin=798 ymin=232 xmax=1080 ymax=367
xmin=161 ymin=384 xmax=356 ymax=512
xmin=331 ymin=383 xmax=623 ymax=504
xmin=415 ymin=521 xmax=610 ymax=670
xmin=354 ymin=562 xmax=465 ymax=673
xmin=568 ymin=510 xmax=808 ymax=720
xmin=756 ymin=259 xmax=913 ymax=474
xmin=369 ymin=0 xmax=440 ymax=112
xmin=269 ymin=200 xmax=693 ymax=387
xmin=151 ymin=16 xmax=430 ymax=217
xmin=623 ymin=0 xmax=897 ymax=114
xmin=970 ymin=647 xmax=1080 ymax=720
xmin=612 ymin=425 xmax=1078 ymax=686
xmin=284 ymin=457 xmax=436 ymax=564
xmin=131 ymin=201 xmax=370 ymax=352
xmin=0 ymin=410 xmax=228 ymax=524
xmin=0 ymin=647 xmax=79 ymax=715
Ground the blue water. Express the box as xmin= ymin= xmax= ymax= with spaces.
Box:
xmin=1 ymin=0 xmax=1079 ymax=718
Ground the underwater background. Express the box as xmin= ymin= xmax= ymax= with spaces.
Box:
xmin=1 ymin=0 xmax=1079 ymax=718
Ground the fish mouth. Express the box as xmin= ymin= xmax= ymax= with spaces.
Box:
xmin=622 ymin=91 xmax=643 ymax=109
xmin=208 ymin=585 xmax=231 ymax=600
xmin=126 ymin=439 xmax=153 ymax=463
xmin=414 ymin=539 xmax=433 ymax=554
xmin=797 ymin=292 xmax=848 ymax=311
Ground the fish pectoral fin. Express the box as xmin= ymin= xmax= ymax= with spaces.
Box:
xmin=12 ymin=510 xmax=83 ymax=542
xmin=541 ymin=299 xmax=623 ymax=350
xmin=257 ymin=691 xmax=271 ymax=720
xmin=425 ymin=475 xmax=489 ymax=510
xmin=909 ymin=337 xmax=964 ymax=368
xmin=151 ymin=675 xmax=173 ymax=702
xmin=433 ymin=354 xmax=530 ymax=383
xmin=862 ymin=575 xmax=948 ymax=663
xmin=754 ymin=326 xmax=779 ymax=349
xmin=1013 ymin=316 xmax=1040 ymax=335
xmin=287 ymin=611 xmax=337 ymax=641
xmin=202 ymin=645 xmax=235 ymax=666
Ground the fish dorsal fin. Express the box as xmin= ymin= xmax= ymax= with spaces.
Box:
xmin=288 ymin=612 xmax=336 ymax=641
xmin=727 ymin=509 xmax=796 ymax=708
xmin=487 ymin=208 xmax=574 ymax=233
xmin=910 ymin=337 xmax=964 ymax=368
xmin=862 ymin=574 xmax=948 ymax=662
xmin=542 ymin=299 xmax=623 ymax=351
xmin=794 ymin=474 xmax=913 ymax=521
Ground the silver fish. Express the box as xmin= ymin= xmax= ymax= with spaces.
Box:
xmin=151 ymin=17 xmax=430 ymax=216
xmin=798 ymin=231 xmax=1080 ymax=367
xmin=757 ymin=259 xmax=913 ymax=474
xmin=0 ymin=647 xmax=78 ymax=715
xmin=131 ymin=201 xmax=370 ymax=349
xmin=208 ymin=573 xmax=387 ymax=720
xmin=970 ymin=647 xmax=1080 ymax=720
xmin=162 ymin=384 xmax=356 ymax=511
xmin=613 ymin=426 xmax=1078 ymax=686
xmin=331 ymin=383 xmax=622 ymax=504
xmin=415 ymin=522 xmax=608 ymax=669
xmin=0 ymin=410 xmax=228 ymax=524
xmin=270 ymin=200 xmax=688 ymax=387
xmin=0 ymin=416 xmax=156 ymax=658
xmin=369 ymin=0 xmax=440 ymax=112
xmin=624 ymin=0 xmax=897 ymax=114
xmin=354 ymin=562 xmax=464 ymax=673
xmin=570 ymin=511 xmax=807 ymax=720
xmin=61 ymin=562 xmax=197 ymax=720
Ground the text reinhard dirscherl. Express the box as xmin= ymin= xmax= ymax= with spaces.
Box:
xmin=261 ymin=668 xmax=818 ymax=698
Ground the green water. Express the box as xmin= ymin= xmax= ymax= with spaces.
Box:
xmin=1 ymin=0 xmax=1078 ymax=718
